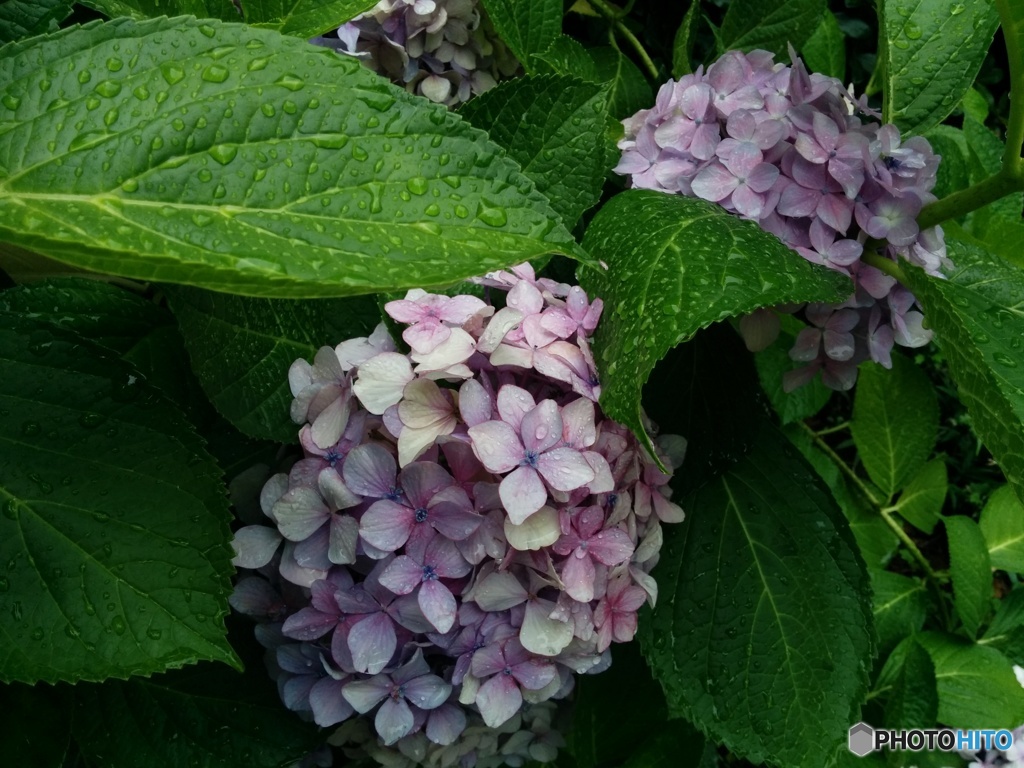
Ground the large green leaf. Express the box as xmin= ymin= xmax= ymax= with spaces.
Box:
xmin=892 ymin=459 xmax=947 ymax=534
xmin=903 ymin=239 xmax=1024 ymax=507
xmin=962 ymin=116 xmax=1024 ymax=239
xmin=980 ymin=484 xmax=1024 ymax=573
xmin=719 ymin=0 xmax=825 ymax=57
xmin=241 ymin=0 xmax=377 ymax=37
xmin=880 ymin=0 xmax=999 ymax=135
xmin=0 ymin=0 xmax=73 ymax=46
xmin=944 ymin=516 xmax=992 ymax=638
xmin=0 ymin=17 xmax=588 ymax=298
xmin=78 ymin=0 xmax=240 ymax=22
xmin=459 ymin=75 xmax=608 ymax=229
xmin=871 ymin=570 xmax=929 ymax=657
xmin=479 ymin=0 xmax=561 ymax=74
xmin=916 ymin=631 xmax=1024 ymax=729
xmin=73 ymin=663 xmax=321 ymax=768
xmin=0 ymin=314 xmax=237 ymax=684
xmin=850 ymin=356 xmax=938 ymax=499
xmin=590 ymin=46 xmax=652 ymax=121
xmin=579 ymin=191 xmax=849 ymax=452
xmin=640 ymin=424 xmax=873 ymax=768
xmin=166 ymin=287 xmax=380 ymax=443
xmin=800 ymin=10 xmax=845 ymax=80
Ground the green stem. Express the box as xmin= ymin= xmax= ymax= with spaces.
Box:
xmin=916 ymin=171 xmax=1024 ymax=231
xmin=798 ymin=422 xmax=882 ymax=507
xmin=996 ymin=0 xmax=1024 ymax=172
xmin=588 ymin=0 xmax=660 ymax=80
xmin=861 ymin=246 xmax=909 ymax=284
xmin=814 ymin=421 xmax=850 ymax=437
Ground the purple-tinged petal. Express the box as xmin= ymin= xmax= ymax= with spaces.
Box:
xmin=426 ymin=704 xmax=466 ymax=745
xmin=510 ymin=657 xmax=557 ymax=690
xmin=496 ymin=385 xmax=537 ymax=430
xmin=521 ymin=400 xmax=563 ymax=454
xmin=535 ymin=448 xmax=595 ymax=492
xmin=426 ymin=534 xmax=472 ymax=578
xmin=379 ymin=556 xmax=424 ymax=595
xmin=375 ymin=697 xmax=415 ymax=746
xmin=329 ymin=514 xmax=359 ymax=565
xmin=468 ymin=421 xmax=523 ymax=474
xmin=342 ymin=443 xmax=397 ymax=498
xmin=311 ymin=395 xmax=351 ymax=451
xmin=292 ymin=526 xmax=331 ymax=570
xmin=401 ymin=462 xmax=454 ymax=509
xmin=499 ymin=466 xmax=548 ymax=525
xmin=310 ymin=677 xmax=354 ymax=727
xmin=458 ymin=379 xmax=494 ymax=426
xmin=360 ymin=499 xmax=415 ymax=552
xmin=282 ymin=607 xmax=338 ymax=640
xmin=587 ymin=528 xmax=636 ymax=566
xmin=475 ymin=673 xmax=523 ymax=728
xmin=273 ymin=487 xmax=328 ymax=541
xmin=471 ymin=644 xmax=507 ymax=678
xmin=231 ymin=525 xmax=282 ymax=569
xmin=349 ymin=612 xmax=397 ymax=674
xmin=282 ymin=674 xmax=317 ymax=712
xmin=229 ymin=576 xmax=285 ymax=619
xmin=691 ymin=162 xmax=738 ymax=202
xmin=342 ymin=675 xmax=392 ymax=713
xmin=402 ymin=674 xmax=452 ymax=710
xmin=561 ymin=553 xmax=596 ymax=603
xmin=419 ymin=579 xmax=458 ymax=633
xmin=520 ymin=600 xmax=573 ymax=657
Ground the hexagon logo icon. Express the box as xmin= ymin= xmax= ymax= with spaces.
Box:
xmin=848 ymin=722 xmax=875 ymax=757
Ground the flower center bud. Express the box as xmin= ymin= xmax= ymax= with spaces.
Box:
xmin=422 ymin=564 xmax=438 ymax=581
xmin=522 ymin=449 xmax=539 ymax=468
xmin=415 ymin=507 xmax=429 ymax=523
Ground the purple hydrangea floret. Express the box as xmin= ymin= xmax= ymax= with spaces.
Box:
xmin=230 ymin=264 xmax=686 ymax=768
xmin=615 ymin=48 xmax=950 ymax=391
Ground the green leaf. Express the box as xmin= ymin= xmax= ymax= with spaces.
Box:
xmin=0 ymin=17 xmax=588 ymax=299
xmin=850 ymin=355 xmax=938 ymax=499
xmin=589 ymin=46 xmax=653 ymax=120
xmin=78 ymin=0 xmax=239 ymax=22
xmin=880 ymin=0 xmax=999 ymax=134
xmin=620 ymin=722 xmax=706 ymax=768
xmin=0 ymin=683 xmax=72 ymax=767
xmin=871 ymin=570 xmax=929 ymax=657
xmin=922 ymin=125 xmax=971 ymax=200
xmin=961 ymin=87 xmax=989 ymax=123
xmin=166 ymin=286 xmax=380 ymax=443
xmin=459 ymin=75 xmax=609 ymax=229
xmin=479 ymin=0 xmax=561 ymax=74
xmin=720 ymin=0 xmax=825 ymax=57
xmin=72 ymin=663 xmax=321 ymax=768
xmin=241 ymin=0 xmax=376 ymax=37
xmin=570 ymin=642 xmax=668 ymax=768
xmin=672 ymin=2 xmax=701 ymax=78
xmin=981 ymin=587 xmax=1024 ymax=665
xmin=916 ymin=631 xmax=1024 ymax=729
xmin=902 ymin=239 xmax=1024 ymax=507
xmin=893 ymin=459 xmax=947 ymax=534
xmin=755 ymin=337 xmax=832 ymax=425
xmin=640 ymin=424 xmax=873 ymax=768
xmin=800 ymin=10 xmax=845 ymax=80
xmin=580 ymin=190 xmax=849 ymax=452
xmin=0 ymin=314 xmax=237 ymax=684
xmin=0 ymin=0 xmax=73 ymax=46
xmin=532 ymin=34 xmax=599 ymax=81
xmin=963 ymin=116 xmax=1024 ymax=237
xmin=885 ymin=638 xmax=938 ymax=729
xmin=944 ymin=516 xmax=992 ymax=638
xmin=979 ymin=484 xmax=1024 ymax=573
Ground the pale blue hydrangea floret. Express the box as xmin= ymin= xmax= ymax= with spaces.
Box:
xmin=230 ymin=265 xmax=686 ymax=768
xmin=314 ymin=0 xmax=519 ymax=107
xmin=616 ymin=48 xmax=949 ymax=391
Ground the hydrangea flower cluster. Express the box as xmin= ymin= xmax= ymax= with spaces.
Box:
xmin=230 ymin=264 xmax=685 ymax=768
xmin=314 ymin=0 xmax=519 ymax=107
xmin=614 ymin=49 xmax=949 ymax=391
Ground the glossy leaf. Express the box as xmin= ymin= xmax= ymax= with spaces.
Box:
xmin=78 ymin=0 xmax=239 ymax=21
xmin=979 ymin=485 xmax=1024 ymax=573
xmin=0 ymin=17 xmax=588 ymax=298
xmin=982 ymin=587 xmax=1024 ymax=665
xmin=459 ymin=75 xmax=609 ymax=229
xmin=944 ymin=515 xmax=992 ymax=638
xmin=903 ymin=240 xmax=1024 ymax=507
xmin=0 ymin=314 xmax=237 ymax=684
xmin=640 ymin=424 xmax=873 ymax=768
xmin=880 ymin=0 xmax=999 ymax=134
xmin=533 ymin=35 xmax=600 ymax=81
xmin=73 ymin=663 xmax=321 ymax=768
xmin=720 ymin=0 xmax=825 ymax=57
xmin=0 ymin=0 xmax=73 ymax=45
xmin=166 ymin=287 xmax=380 ymax=443
xmin=916 ymin=631 xmax=1024 ymax=729
xmin=800 ymin=11 xmax=845 ymax=80
xmin=962 ymin=116 xmax=1024 ymax=237
xmin=241 ymin=0 xmax=376 ymax=37
xmin=893 ymin=459 xmax=947 ymax=534
xmin=922 ymin=125 xmax=970 ymax=199
xmin=590 ymin=46 xmax=653 ymax=120
xmin=580 ymin=191 xmax=849 ymax=452
xmin=871 ymin=570 xmax=928 ymax=657
xmin=479 ymin=0 xmax=561 ymax=74
xmin=850 ymin=355 xmax=938 ymax=499
xmin=885 ymin=638 xmax=938 ymax=729
xmin=672 ymin=1 xmax=701 ymax=78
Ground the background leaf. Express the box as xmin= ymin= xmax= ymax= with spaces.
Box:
xmin=72 ymin=662 xmax=321 ymax=768
xmin=640 ymin=424 xmax=873 ymax=768
xmin=871 ymin=570 xmax=929 ymax=657
xmin=979 ymin=485 xmax=1024 ymax=573
xmin=885 ymin=638 xmax=938 ymax=729
xmin=0 ymin=17 xmax=587 ymax=299
xmin=944 ymin=516 xmax=992 ymax=638
xmin=755 ymin=334 xmax=832 ymax=426
xmin=850 ymin=355 xmax=939 ymax=499
xmin=579 ymin=190 xmax=849 ymax=452
xmin=0 ymin=0 xmax=73 ymax=46
xmin=880 ymin=0 xmax=999 ymax=134
xmin=672 ymin=1 xmax=701 ymax=78
xmin=459 ymin=75 xmax=609 ymax=229
xmin=167 ymin=287 xmax=379 ymax=443
xmin=478 ymin=0 xmax=561 ymax=74
xmin=892 ymin=459 xmax=947 ymax=534
xmin=962 ymin=116 xmax=1024 ymax=240
xmin=240 ymin=0 xmax=376 ymax=37
xmin=78 ymin=0 xmax=239 ymax=22
xmin=533 ymin=35 xmax=600 ymax=81
xmin=719 ymin=0 xmax=826 ymax=57
xmin=903 ymin=239 xmax=1024 ymax=507
xmin=0 ymin=314 xmax=237 ymax=684
xmin=800 ymin=10 xmax=845 ymax=80
xmin=982 ymin=587 xmax=1024 ymax=665
xmin=589 ymin=46 xmax=653 ymax=120
xmin=0 ymin=683 xmax=72 ymax=767
xmin=916 ymin=631 xmax=1024 ymax=729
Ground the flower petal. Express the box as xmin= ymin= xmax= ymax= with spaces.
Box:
xmin=472 ymin=571 xmax=528 ymax=611
xmin=231 ymin=525 xmax=282 ymax=569
xmin=360 ymin=500 xmax=415 ymax=552
xmin=499 ymin=466 xmax=548 ymax=525
xmin=475 ymin=673 xmax=522 ymax=728
xmin=520 ymin=600 xmax=573 ymax=657
xmin=468 ymin=420 xmax=524 ymax=474
xmin=402 ymin=674 xmax=452 ymax=711
xmin=535 ymin=448 xmax=595 ymax=492
xmin=353 ymin=352 xmax=414 ymax=414
xmin=520 ymin=400 xmax=563 ymax=454
xmin=310 ymin=678 xmax=354 ymax=727
xmin=342 ymin=443 xmax=397 ymax=498
xmin=349 ymin=612 xmax=398 ymax=674
xmin=375 ymin=697 xmax=415 ymax=746
xmin=378 ymin=555 xmax=424 ymax=595
xmin=419 ymin=579 xmax=458 ymax=634
xmin=503 ymin=506 xmax=560 ymax=551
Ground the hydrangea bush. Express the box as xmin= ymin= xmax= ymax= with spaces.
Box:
xmin=2 ymin=1 xmax=1024 ymax=768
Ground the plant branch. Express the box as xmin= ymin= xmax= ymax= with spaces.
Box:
xmin=861 ymin=245 xmax=909 ymax=284
xmin=588 ymin=0 xmax=660 ymax=80
xmin=916 ymin=171 xmax=1024 ymax=231
xmin=798 ymin=421 xmax=882 ymax=507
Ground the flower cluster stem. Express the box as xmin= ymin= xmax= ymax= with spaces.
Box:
xmin=588 ymin=0 xmax=660 ymax=80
